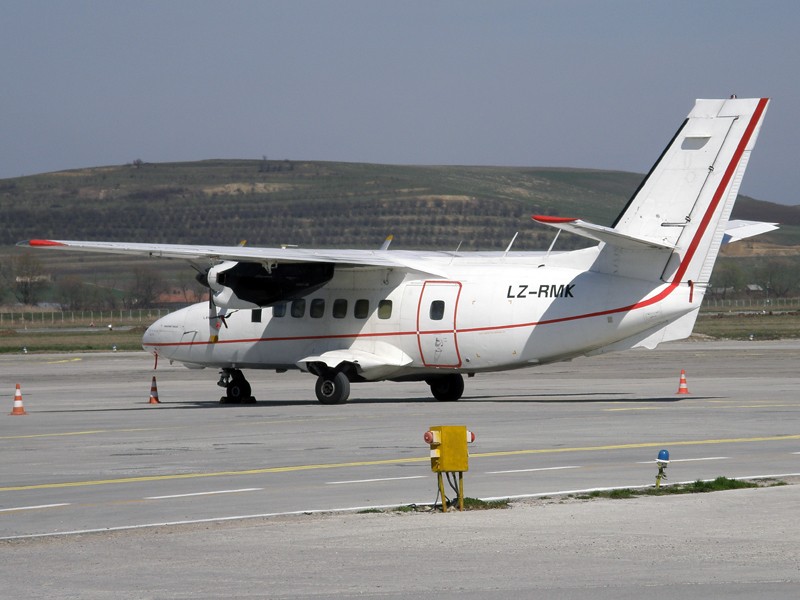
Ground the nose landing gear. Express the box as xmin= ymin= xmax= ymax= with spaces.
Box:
xmin=218 ymin=369 xmax=256 ymax=404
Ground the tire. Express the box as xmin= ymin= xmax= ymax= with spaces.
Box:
xmin=315 ymin=371 xmax=351 ymax=405
xmin=225 ymin=372 xmax=253 ymax=403
xmin=428 ymin=373 xmax=464 ymax=402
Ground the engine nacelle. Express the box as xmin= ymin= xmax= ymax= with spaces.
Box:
xmin=205 ymin=261 xmax=334 ymax=310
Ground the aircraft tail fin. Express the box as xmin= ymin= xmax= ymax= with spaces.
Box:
xmin=610 ymin=97 xmax=769 ymax=286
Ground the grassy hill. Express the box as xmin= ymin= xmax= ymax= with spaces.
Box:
xmin=1 ymin=159 xmax=798 ymax=305
xmin=2 ymin=159 xmax=798 ymax=250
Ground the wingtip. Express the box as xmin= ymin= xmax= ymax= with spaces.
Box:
xmin=531 ymin=215 xmax=577 ymax=224
xmin=22 ymin=239 xmax=67 ymax=247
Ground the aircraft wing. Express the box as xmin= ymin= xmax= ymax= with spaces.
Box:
xmin=18 ymin=239 xmax=451 ymax=277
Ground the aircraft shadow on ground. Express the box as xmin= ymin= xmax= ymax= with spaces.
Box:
xmin=32 ymin=393 xmax=716 ymax=412
xmin=461 ymin=393 xmax=715 ymax=403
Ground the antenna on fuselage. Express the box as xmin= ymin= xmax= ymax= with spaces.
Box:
xmin=543 ymin=230 xmax=562 ymax=263
xmin=448 ymin=241 xmax=463 ymax=265
xmin=503 ymin=232 xmax=519 ymax=257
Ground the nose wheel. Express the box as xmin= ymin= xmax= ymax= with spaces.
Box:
xmin=218 ymin=369 xmax=255 ymax=404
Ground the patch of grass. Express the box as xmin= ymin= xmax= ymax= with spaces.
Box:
xmin=694 ymin=312 xmax=800 ymax=340
xmin=363 ymin=497 xmax=511 ymax=515
xmin=0 ymin=327 xmax=146 ymax=354
xmin=586 ymin=477 xmax=760 ymax=500
xmin=686 ymin=476 xmax=759 ymax=493
xmin=608 ymin=488 xmax=638 ymax=499
xmin=460 ymin=497 xmax=510 ymax=510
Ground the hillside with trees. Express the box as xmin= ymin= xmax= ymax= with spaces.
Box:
xmin=1 ymin=159 xmax=798 ymax=308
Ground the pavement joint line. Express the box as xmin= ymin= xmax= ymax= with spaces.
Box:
xmin=4 ymin=472 xmax=800 ymax=542
xmin=0 ymin=503 xmax=434 ymax=541
xmin=2 ymin=433 xmax=799 ymax=492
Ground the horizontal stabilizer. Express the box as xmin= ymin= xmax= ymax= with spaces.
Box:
xmin=722 ymin=220 xmax=779 ymax=244
xmin=531 ymin=215 xmax=674 ymax=251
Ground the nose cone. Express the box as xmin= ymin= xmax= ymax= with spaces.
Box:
xmin=143 ymin=308 xmax=187 ymax=355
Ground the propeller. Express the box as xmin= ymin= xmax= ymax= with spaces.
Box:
xmin=192 ymin=264 xmax=229 ymax=332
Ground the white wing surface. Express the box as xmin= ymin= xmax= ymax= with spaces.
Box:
xmin=18 ymin=239 xmax=452 ymax=276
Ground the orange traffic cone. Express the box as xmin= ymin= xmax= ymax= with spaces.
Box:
xmin=677 ymin=369 xmax=690 ymax=395
xmin=10 ymin=383 xmax=27 ymax=415
xmin=148 ymin=376 xmax=161 ymax=404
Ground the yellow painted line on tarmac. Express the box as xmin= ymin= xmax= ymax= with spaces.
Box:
xmin=737 ymin=404 xmax=796 ymax=409
xmin=0 ymin=414 xmax=380 ymax=441
xmin=0 ymin=428 xmax=168 ymax=440
xmin=473 ymin=434 xmax=800 ymax=459
xmin=45 ymin=358 xmax=83 ymax=364
xmin=605 ymin=407 xmax=664 ymax=412
xmin=0 ymin=457 xmax=432 ymax=492
xmin=3 ymin=433 xmax=799 ymax=492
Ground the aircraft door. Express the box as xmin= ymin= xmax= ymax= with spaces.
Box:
xmin=414 ymin=281 xmax=462 ymax=368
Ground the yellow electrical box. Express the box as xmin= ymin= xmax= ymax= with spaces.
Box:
xmin=425 ymin=425 xmax=470 ymax=472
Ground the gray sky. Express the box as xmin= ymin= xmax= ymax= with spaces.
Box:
xmin=2 ymin=1 xmax=797 ymax=204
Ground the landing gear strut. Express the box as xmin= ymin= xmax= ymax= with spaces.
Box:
xmin=427 ymin=373 xmax=464 ymax=401
xmin=218 ymin=369 xmax=255 ymax=404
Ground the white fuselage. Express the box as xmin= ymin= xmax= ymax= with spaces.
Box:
xmin=143 ymin=251 xmax=696 ymax=380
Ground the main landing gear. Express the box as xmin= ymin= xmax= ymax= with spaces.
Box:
xmin=314 ymin=370 xmax=351 ymax=405
xmin=426 ymin=373 xmax=464 ymax=402
xmin=215 ymin=369 xmax=465 ymax=404
xmin=217 ymin=369 xmax=256 ymax=404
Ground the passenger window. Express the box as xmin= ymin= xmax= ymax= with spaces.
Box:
xmin=291 ymin=299 xmax=306 ymax=318
xmin=354 ymin=299 xmax=369 ymax=319
xmin=251 ymin=309 xmax=262 ymax=323
xmin=333 ymin=299 xmax=348 ymax=319
xmin=378 ymin=300 xmax=392 ymax=319
xmin=430 ymin=300 xmax=445 ymax=321
xmin=272 ymin=303 xmax=286 ymax=318
xmin=310 ymin=298 xmax=325 ymax=318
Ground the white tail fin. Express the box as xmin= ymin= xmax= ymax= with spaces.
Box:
xmin=612 ymin=97 xmax=769 ymax=285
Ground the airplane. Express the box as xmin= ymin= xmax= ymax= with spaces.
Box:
xmin=21 ymin=97 xmax=775 ymax=405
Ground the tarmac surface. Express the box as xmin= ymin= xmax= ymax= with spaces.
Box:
xmin=2 ymin=340 xmax=799 ymax=598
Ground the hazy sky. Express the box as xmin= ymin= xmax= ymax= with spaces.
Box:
xmin=2 ymin=1 xmax=797 ymax=204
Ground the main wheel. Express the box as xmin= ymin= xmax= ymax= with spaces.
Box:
xmin=315 ymin=371 xmax=351 ymax=405
xmin=428 ymin=373 xmax=464 ymax=402
xmin=225 ymin=371 xmax=253 ymax=403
